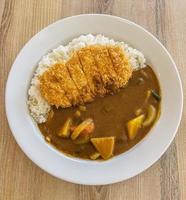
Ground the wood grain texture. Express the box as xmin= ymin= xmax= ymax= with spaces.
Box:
xmin=0 ymin=0 xmax=185 ymax=199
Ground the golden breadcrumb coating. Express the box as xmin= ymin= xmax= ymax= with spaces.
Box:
xmin=90 ymin=45 xmax=119 ymax=92
xmin=66 ymin=53 xmax=94 ymax=103
xmin=108 ymin=45 xmax=133 ymax=87
xmin=39 ymin=45 xmax=133 ymax=107
xmin=39 ymin=64 xmax=71 ymax=108
xmin=78 ymin=47 xmax=106 ymax=97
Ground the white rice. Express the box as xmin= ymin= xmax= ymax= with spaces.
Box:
xmin=28 ymin=34 xmax=146 ymax=123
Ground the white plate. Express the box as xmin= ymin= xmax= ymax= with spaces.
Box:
xmin=5 ymin=14 xmax=183 ymax=185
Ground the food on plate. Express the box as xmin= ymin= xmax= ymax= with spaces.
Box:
xmin=127 ymin=114 xmax=145 ymax=140
xmin=27 ymin=34 xmax=161 ymax=160
xmin=71 ymin=118 xmax=94 ymax=140
xmin=58 ymin=118 xmax=72 ymax=138
xmin=91 ymin=137 xmax=115 ymax=159
xmin=90 ymin=152 xmax=101 ymax=160
xmin=39 ymin=45 xmax=132 ymax=107
xmin=28 ymin=34 xmax=145 ymax=123
xmin=143 ymin=105 xmax=157 ymax=127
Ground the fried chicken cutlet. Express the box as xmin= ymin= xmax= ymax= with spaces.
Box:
xmin=108 ymin=45 xmax=133 ymax=87
xmin=39 ymin=45 xmax=133 ymax=107
xmin=78 ymin=47 xmax=106 ymax=97
xmin=66 ymin=52 xmax=94 ymax=103
xmin=90 ymin=45 xmax=119 ymax=92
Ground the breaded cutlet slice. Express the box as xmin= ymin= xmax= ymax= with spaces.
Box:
xmin=90 ymin=45 xmax=119 ymax=92
xmin=39 ymin=65 xmax=71 ymax=108
xmin=108 ymin=45 xmax=133 ymax=87
xmin=50 ymin=63 xmax=83 ymax=105
xmin=77 ymin=47 xmax=106 ymax=97
xmin=66 ymin=53 xmax=94 ymax=103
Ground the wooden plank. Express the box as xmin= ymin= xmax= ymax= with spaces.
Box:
xmin=0 ymin=0 xmax=5 ymax=24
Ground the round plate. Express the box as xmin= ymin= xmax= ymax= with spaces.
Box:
xmin=5 ymin=14 xmax=183 ymax=185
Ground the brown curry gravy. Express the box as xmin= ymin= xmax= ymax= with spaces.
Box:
xmin=38 ymin=66 xmax=161 ymax=159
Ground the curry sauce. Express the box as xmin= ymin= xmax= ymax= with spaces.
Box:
xmin=38 ymin=66 xmax=161 ymax=160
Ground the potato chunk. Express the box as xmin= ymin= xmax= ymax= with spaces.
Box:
xmin=58 ymin=118 xmax=72 ymax=138
xmin=90 ymin=152 xmax=101 ymax=160
xmin=127 ymin=114 xmax=145 ymax=140
xmin=91 ymin=137 xmax=115 ymax=159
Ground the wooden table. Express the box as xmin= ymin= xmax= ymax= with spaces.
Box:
xmin=0 ymin=0 xmax=185 ymax=199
